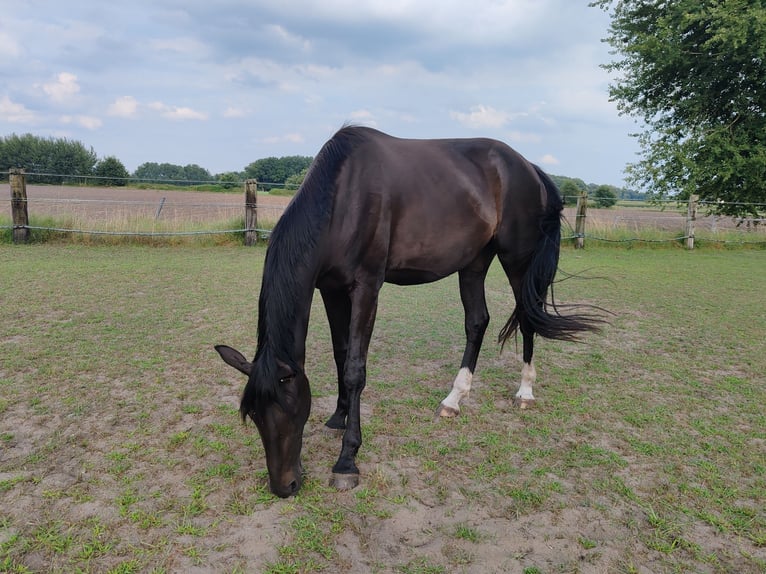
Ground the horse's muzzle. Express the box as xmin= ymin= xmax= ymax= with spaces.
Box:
xmin=269 ymin=463 xmax=303 ymax=498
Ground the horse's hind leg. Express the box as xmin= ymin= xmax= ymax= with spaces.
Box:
xmin=503 ymin=267 xmax=537 ymax=409
xmin=515 ymin=327 xmax=536 ymax=409
xmin=436 ymin=250 xmax=493 ymax=418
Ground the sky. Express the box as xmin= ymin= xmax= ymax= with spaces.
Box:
xmin=0 ymin=0 xmax=640 ymax=186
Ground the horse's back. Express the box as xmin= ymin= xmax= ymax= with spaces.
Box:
xmin=321 ymin=128 xmax=548 ymax=285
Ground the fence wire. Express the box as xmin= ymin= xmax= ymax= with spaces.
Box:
xmin=3 ymin=174 xmax=765 ymax=246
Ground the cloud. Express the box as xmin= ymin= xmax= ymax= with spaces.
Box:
xmin=60 ymin=115 xmax=103 ymax=130
xmin=0 ymin=95 xmax=36 ymax=123
xmin=450 ymin=105 xmax=512 ymax=129
xmin=107 ymin=96 xmax=139 ymax=118
xmin=538 ymin=154 xmax=560 ymax=166
xmin=148 ymin=102 xmax=208 ymax=121
xmin=42 ymin=72 xmax=80 ymax=103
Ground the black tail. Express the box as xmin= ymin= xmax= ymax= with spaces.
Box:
xmin=499 ymin=166 xmax=602 ymax=346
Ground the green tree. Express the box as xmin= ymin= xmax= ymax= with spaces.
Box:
xmin=217 ymin=171 xmax=241 ymax=189
xmin=133 ymin=162 xmax=185 ymax=182
xmin=182 ymin=163 xmax=213 ymax=184
xmin=94 ymin=156 xmax=129 ymax=186
xmin=284 ymin=167 xmax=309 ymax=192
xmin=593 ymin=185 xmax=618 ymax=208
xmin=0 ymin=133 xmax=97 ymax=183
xmin=244 ymin=156 xmax=313 ymax=190
xmin=558 ymin=179 xmax=585 ymax=206
xmin=592 ymin=0 xmax=766 ymax=217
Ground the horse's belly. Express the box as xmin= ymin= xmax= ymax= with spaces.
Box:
xmin=384 ymin=268 xmax=446 ymax=285
xmin=384 ymin=231 xmax=489 ymax=285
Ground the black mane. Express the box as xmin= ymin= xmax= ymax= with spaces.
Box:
xmin=241 ymin=127 xmax=366 ymax=419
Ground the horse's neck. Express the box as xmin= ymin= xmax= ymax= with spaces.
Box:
xmin=258 ymin=253 xmax=318 ymax=367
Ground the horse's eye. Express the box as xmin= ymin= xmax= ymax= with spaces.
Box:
xmin=279 ymin=376 xmax=292 ymax=384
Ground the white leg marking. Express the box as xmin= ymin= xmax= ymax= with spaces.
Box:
xmin=440 ymin=367 xmax=473 ymax=414
xmin=515 ymin=361 xmax=536 ymax=401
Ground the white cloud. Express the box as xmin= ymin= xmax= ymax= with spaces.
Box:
xmin=538 ymin=154 xmax=560 ymax=166
xmin=148 ymin=101 xmax=208 ymax=121
xmin=107 ymin=96 xmax=139 ymax=118
xmin=60 ymin=115 xmax=103 ymax=130
xmin=450 ymin=105 xmax=512 ymax=129
xmin=265 ymin=24 xmax=311 ymax=51
xmin=43 ymin=72 xmax=80 ymax=103
xmin=0 ymin=95 xmax=36 ymax=123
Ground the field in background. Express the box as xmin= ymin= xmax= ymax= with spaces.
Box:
xmin=2 ymin=185 xmax=765 ymax=246
xmin=1 ymin=245 xmax=764 ymax=573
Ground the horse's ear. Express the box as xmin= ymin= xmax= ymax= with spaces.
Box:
xmin=215 ymin=345 xmax=252 ymax=376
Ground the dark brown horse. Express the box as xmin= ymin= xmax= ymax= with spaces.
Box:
xmin=216 ymin=126 xmax=599 ymax=497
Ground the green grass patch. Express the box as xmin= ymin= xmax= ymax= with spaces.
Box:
xmin=0 ymin=245 xmax=764 ymax=572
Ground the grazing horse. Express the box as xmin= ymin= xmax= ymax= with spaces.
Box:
xmin=216 ymin=126 xmax=599 ymax=498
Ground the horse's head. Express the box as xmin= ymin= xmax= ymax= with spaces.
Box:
xmin=215 ymin=345 xmax=311 ymax=498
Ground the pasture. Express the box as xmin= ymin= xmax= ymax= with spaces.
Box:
xmin=1 ymin=245 xmax=764 ymax=573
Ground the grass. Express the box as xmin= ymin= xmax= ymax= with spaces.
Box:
xmin=0 ymin=244 xmax=765 ymax=572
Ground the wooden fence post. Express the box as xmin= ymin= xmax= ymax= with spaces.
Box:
xmin=686 ymin=194 xmax=699 ymax=250
xmin=244 ymin=179 xmax=258 ymax=246
xmin=574 ymin=192 xmax=587 ymax=249
xmin=10 ymin=168 xmax=30 ymax=244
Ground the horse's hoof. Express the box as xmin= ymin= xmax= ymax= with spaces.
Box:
xmin=435 ymin=403 xmax=459 ymax=419
xmin=330 ymin=473 xmax=360 ymax=491
xmin=513 ymin=397 xmax=535 ymax=409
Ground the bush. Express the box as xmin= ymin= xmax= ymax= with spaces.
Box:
xmin=593 ymin=185 xmax=618 ymax=208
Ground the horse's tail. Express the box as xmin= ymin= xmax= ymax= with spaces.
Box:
xmin=498 ymin=165 xmax=602 ymax=346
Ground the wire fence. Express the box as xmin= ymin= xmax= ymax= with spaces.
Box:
xmin=560 ymin=194 xmax=765 ymax=247
xmin=3 ymin=171 xmax=765 ymax=247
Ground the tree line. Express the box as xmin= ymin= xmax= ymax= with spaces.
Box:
xmin=1 ymin=133 xmax=631 ymax=205
xmin=0 ymin=133 xmax=314 ymax=190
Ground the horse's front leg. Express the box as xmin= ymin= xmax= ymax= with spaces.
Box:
xmin=320 ymin=288 xmax=351 ymax=430
xmin=330 ymin=282 xmax=379 ymax=491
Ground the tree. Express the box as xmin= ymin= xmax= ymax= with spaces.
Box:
xmin=558 ymin=179 xmax=586 ymax=206
xmin=217 ymin=172 xmax=241 ymax=189
xmin=133 ymin=162 xmax=185 ymax=182
xmin=284 ymin=167 xmax=309 ymax=192
xmin=94 ymin=156 xmax=129 ymax=186
xmin=182 ymin=164 xmax=213 ymax=184
xmin=244 ymin=156 xmax=313 ymax=190
xmin=0 ymin=133 xmax=97 ymax=183
xmin=593 ymin=185 xmax=618 ymax=208
xmin=592 ymin=0 xmax=766 ymax=217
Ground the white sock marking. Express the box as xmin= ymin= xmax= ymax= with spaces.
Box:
xmin=515 ymin=361 xmax=536 ymax=401
xmin=440 ymin=367 xmax=473 ymax=413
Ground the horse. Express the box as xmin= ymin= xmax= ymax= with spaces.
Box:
xmin=215 ymin=126 xmax=600 ymax=498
